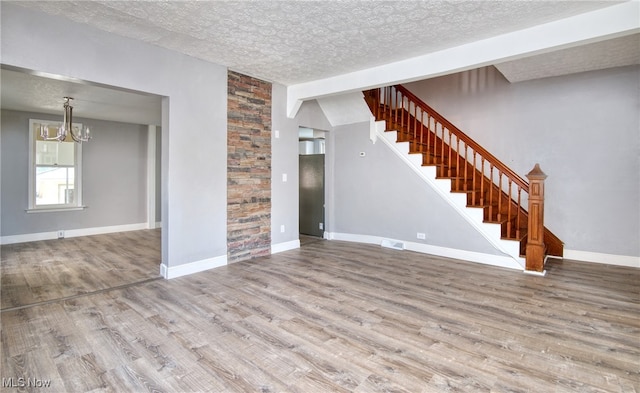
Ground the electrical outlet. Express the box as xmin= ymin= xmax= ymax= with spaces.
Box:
xmin=319 ymin=223 xmax=324 ymax=230
xmin=57 ymin=230 xmax=65 ymax=239
xmin=417 ymin=232 xmax=426 ymax=240
xmin=280 ymin=225 xmax=285 ymax=233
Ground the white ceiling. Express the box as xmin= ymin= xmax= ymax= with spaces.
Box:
xmin=495 ymin=33 xmax=640 ymax=83
xmin=0 ymin=67 xmax=163 ymax=125
xmin=2 ymin=0 xmax=638 ymax=124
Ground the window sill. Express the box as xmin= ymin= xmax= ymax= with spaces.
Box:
xmin=26 ymin=206 xmax=87 ymax=214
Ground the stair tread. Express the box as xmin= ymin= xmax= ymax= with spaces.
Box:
xmin=451 ymin=189 xmax=483 ymax=194
xmin=367 ymin=94 xmax=563 ymax=260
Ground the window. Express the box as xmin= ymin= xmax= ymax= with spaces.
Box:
xmin=28 ymin=119 xmax=84 ymax=211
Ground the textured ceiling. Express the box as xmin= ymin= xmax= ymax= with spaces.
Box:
xmin=10 ymin=0 xmax=629 ymax=85
xmin=495 ymin=33 xmax=640 ymax=83
xmin=0 ymin=67 xmax=163 ymax=125
xmin=3 ymin=1 xmax=638 ymax=125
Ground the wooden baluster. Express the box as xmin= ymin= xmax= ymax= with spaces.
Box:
xmin=447 ymin=130 xmax=452 ymax=177
xmin=369 ymin=89 xmax=374 ymax=118
xmin=516 ymin=186 xmax=522 ymax=239
xmin=382 ymin=88 xmax=386 ymax=120
xmin=394 ymin=89 xmax=399 ymax=125
xmin=439 ymin=124 xmax=445 ymax=175
xmin=472 ymin=151 xmax=477 ymax=205
xmin=413 ymin=103 xmax=419 ymax=151
xmin=526 ymin=164 xmax=548 ymax=273
xmin=507 ymin=179 xmax=513 ymax=238
xmin=455 ymin=138 xmax=460 ymax=189
xmin=389 ymin=87 xmax=394 ymax=122
xmin=425 ymin=114 xmax=431 ymax=160
xmin=406 ymin=96 xmax=410 ymax=135
xmin=497 ymin=172 xmax=503 ymax=222
xmin=463 ymin=144 xmax=468 ymax=191
xmin=401 ymin=96 xmax=405 ymax=133
xmin=489 ymin=164 xmax=494 ymax=221
xmin=387 ymin=87 xmax=392 ymax=122
xmin=479 ymin=157 xmax=485 ymax=206
xmin=420 ymin=111 xmax=425 ymax=153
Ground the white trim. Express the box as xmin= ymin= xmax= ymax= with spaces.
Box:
xmin=369 ymin=115 xmax=378 ymax=144
xmin=28 ymin=118 xmax=84 ymax=210
xmin=287 ymin=1 xmax=640 ymax=116
xmin=147 ymin=125 xmax=157 ymax=229
xmin=328 ymin=232 xmax=381 ymax=244
xmin=405 ymin=241 xmax=524 ymax=271
xmin=160 ymin=255 xmax=227 ymax=279
xmin=523 ymin=269 xmax=547 ymax=277
xmin=326 ymin=232 xmax=524 ymax=271
xmin=271 ymin=239 xmax=301 ymax=254
xmin=1 ymin=222 xmax=148 ymax=245
xmin=564 ymin=249 xmax=640 ymax=268
xmin=26 ymin=206 xmax=87 ymax=213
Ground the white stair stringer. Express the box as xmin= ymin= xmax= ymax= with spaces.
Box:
xmin=375 ymin=121 xmax=525 ymax=270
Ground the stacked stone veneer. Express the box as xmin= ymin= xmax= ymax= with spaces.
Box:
xmin=227 ymin=71 xmax=272 ymax=263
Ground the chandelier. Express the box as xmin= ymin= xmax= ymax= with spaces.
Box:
xmin=40 ymin=97 xmax=91 ymax=143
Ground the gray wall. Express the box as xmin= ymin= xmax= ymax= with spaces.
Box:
xmin=1 ymin=110 xmax=149 ymax=235
xmin=271 ymin=91 xmax=334 ymax=246
xmin=405 ymin=66 xmax=640 ymax=257
xmin=2 ymin=3 xmax=228 ymax=269
xmin=271 ymin=84 xmax=300 ymax=246
xmin=331 ymin=121 xmax=500 ymax=255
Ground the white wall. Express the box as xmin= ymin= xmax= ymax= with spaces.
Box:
xmin=1 ymin=4 xmax=228 ymax=274
xmin=405 ymin=65 xmax=640 ymax=259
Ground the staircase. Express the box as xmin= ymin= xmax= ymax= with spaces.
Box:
xmin=364 ymin=85 xmax=563 ymax=272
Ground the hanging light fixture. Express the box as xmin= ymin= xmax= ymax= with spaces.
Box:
xmin=40 ymin=97 xmax=91 ymax=143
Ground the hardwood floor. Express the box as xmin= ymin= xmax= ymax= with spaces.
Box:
xmin=1 ymin=237 xmax=638 ymax=392
xmin=0 ymin=229 xmax=161 ymax=310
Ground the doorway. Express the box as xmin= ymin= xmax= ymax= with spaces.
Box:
xmin=0 ymin=67 xmax=163 ymax=311
xmin=299 ymin=127 xmax=325 ymax=238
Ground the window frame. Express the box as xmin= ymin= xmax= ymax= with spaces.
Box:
xmin=27 ymin=119 xmax=85 ymax=213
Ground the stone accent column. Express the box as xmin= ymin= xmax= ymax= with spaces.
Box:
xmin=227 ymin=71 xmax=271 ymax=263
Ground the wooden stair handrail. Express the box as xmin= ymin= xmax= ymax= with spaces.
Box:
xmin=394 ymin=85 xmax=529 ymax=193
xmin=364 ymin=84 xmax=565 ymax=266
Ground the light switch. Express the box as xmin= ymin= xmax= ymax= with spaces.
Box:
xmin=282 ymin=173 xmax=287 ymax=182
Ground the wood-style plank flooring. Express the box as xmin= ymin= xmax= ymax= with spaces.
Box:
xmin=1 ymin=236 xmax=639 ymax=392
xmin=1 ymin=230 xmax=161 ymax=310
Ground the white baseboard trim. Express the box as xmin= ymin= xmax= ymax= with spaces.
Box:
xmin=327 ymin=232 xmax=523 ymax=271
xmin=271 ymin=239 xmax=301 ymax=254
xmin=564 ymin=249 xmax=640 ymax=268
xmin=160 ymin=254 xmax=227 ymax=279
xmin=328 ymin=232 xmax=382 ymax=245
xmin=1 ymin=223 xmax=149 ymax=245
xmin=405 ymin=241 xmax=523 ymax=270
xmin=148 ymin=221 xmax=162 ymax=230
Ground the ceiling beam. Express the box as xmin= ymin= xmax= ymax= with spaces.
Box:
xmin=287 ymin=0 xmax=640 ymax=118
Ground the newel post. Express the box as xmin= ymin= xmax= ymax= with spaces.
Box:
xmin=525 ymin=164 xmax=547 ymax=273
